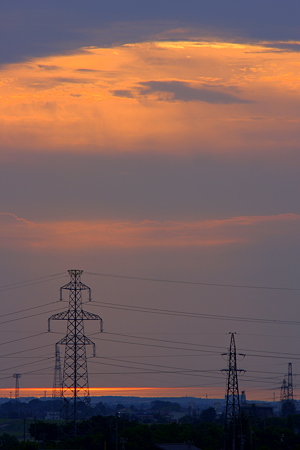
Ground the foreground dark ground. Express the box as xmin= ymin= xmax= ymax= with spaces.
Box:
xmin=1 ymin=411 xmax=300 ymax=450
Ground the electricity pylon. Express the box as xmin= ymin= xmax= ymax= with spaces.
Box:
xmin=13 ymin=373 xmax=21 ymax=400
xmin=222 ymin=333 xmax=244 ymax=450
xmin=287 ymin=362 xmax=294 ymax=401
xmin=52 ymin=344 xmax=63 ymax=398
xmin=280 ymin=378 xmax=287 ymax=401
xmin=281 ymin=362 xmax=295 ymax=417
xmin=48 ymin=270 xmax=103 ymax=436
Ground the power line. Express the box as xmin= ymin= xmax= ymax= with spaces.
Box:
xmin=106 ymin=332 xmax=225 ymax=352
xmin=0 ymin=364 xmax=56 ymax=382
xmin=93 ymin=354 xmax=297 ymax=383
xmin=0 ymin=301 xmax=62 ymax=320
xmin=89 ymin=357 xmax=284 ymax=385
xmin=95 ymin=334 xmax=222 ymax=355
xmin=0 ymin=331 xmax=48 ymax=347
xmin=0 ymin=305 xmax=67 ymax=326
xmin=0 ymin=354 xmax=56 ymax=380
xmin=94 ymin=332 xmax=300 ymax=361
xmin=0 ymin=272 xmax=67 ymax=292
xmin=92 ymin=354 xmax=220 ymax=375
xmin=91 ymin=355 xmax=296 ymax=379
xmin=86 ymin=271 xmax=300 ymax=292
xmin=89 ymin=300 xmax=300 ymax=326
xmin=0 ymin=343 xmax=54 ymax=359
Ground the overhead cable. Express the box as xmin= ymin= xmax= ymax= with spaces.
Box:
xmin=86 ymin=271 xmax=300 ymax=291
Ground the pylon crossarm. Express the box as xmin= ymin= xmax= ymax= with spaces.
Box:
xmin=48 ymin=310 xmax=70 ymax=331
xmin=83 ymin=336 xmax=95 ymax=345
xmin=81 ymin=310 xmax=103 ymax=330
xmin=57 ymin=336 xmax=67 ymax=345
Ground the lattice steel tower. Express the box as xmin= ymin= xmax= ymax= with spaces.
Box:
xmin=13 ymin=373 xmax=21 ymax=400
xmin=281 ymin=362 xmax=295 ymax=417
xmin=48 ymin=270 xmax=103 ymax=435
xmin=287 ymin=362 xmax=294 ymax=401
xmin=280 ymin=378 xmax=288 ymax=401
xmin=222 ymin=333 xmax=244 ymax=450
xmin=52 ymin=344 xmax=63 ymax=398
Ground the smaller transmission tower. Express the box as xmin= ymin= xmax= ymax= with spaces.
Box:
xmin=281 ymin=363 xmax=295 ymax=416
xmin=287 ymin=362 xmax=294 ymax=401
xmin=52 ymin=344 xmax=63 ymax=398
xmin=222 ymin=333 xmax=244 ymax=450
xmin=280 ymin=378 xmax=287 ymax=402
xmin=13 ymin=374 xmax=21 ymax=400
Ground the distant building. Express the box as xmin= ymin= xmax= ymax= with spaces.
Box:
xmin=135 ymin=412 xmax=155 ymax=423
xmin=240 ymin=390 xmax=273 ymax=419
xmin=45 ymin=411 xmax=60 ymax=420
xmin=170 ymin=412 xmax=188 ymax=423
xmin=241 ymin=403 xmax=274 ymax=419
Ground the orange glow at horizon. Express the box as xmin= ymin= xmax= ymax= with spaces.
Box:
xmin=0 ymin=386 xmax=287 ymax=402
xmin=1 ymin=40 xmax=300 ymax=156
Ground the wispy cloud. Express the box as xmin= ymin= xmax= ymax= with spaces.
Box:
xmin=1 ymin=213 xmax=299 ymax=250
xmin=0 ymin=212 xmax=35 ymax=226
xmin=111 ymin=89 xmax=135 ymax=98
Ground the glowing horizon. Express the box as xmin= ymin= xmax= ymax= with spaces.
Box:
xmin=0 ymin=387 xmax=290 ymax=402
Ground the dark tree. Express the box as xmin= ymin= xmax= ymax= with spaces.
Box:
xmin=28 ymin=420 xmax=58 ymax=441
xmin=200 ymin=407 xmax=217 ymax=423
xmin=0 ymin=433 xmax=19 ymax=450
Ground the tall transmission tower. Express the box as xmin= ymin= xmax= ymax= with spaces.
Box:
xmin=13 ymin=374 xmax=21 ymax=400
xmin=52 ymin=344 xmax=63 ymax=398
xmin=222 ymin=333 xmax=244 ymax=450
xmin=281 ymin=362 xmax=295 ymax=417
xmin=48 ymin=270 xmax=103 ymax=436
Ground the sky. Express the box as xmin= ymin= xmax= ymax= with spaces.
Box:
xmin=1 ymin=1 xmax=300 ymax=401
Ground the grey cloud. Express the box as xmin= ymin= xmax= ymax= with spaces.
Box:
xmin=52 ymin=77 xmax=94 ymax=84
xmin=111 ymin=89 xmax=135 ymax=98
xmin=254 ymin=42 xmax=300 ymax=53
xmin=200 ymin=83 xmax=242 ymax=93
xmin=26 ymin=77 xmax=94 ymax=90
xmin=1 ymin=1 xmax=300 ymax=64
xmin=76 ymin=68 xmax=119 ymax=78
xmin=37 ymin=64 xmax=61 ymax=71
xmin=138 ymin=80 xmax=251 ymax=104
xmin=76 ymin=68 xmax=102 ymax=73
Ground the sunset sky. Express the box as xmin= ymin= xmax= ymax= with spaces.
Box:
xmin=1 ymin=1 xmax=300 ymax=402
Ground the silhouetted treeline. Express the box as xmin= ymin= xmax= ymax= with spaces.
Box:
xmin=1 ymin=410 xmax=300 ymax=449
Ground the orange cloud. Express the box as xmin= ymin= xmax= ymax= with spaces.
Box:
xmin=1 ymin=212 xmax=299 ymax=250
xmin=1 ymin=40 xmax=300 ymax=157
